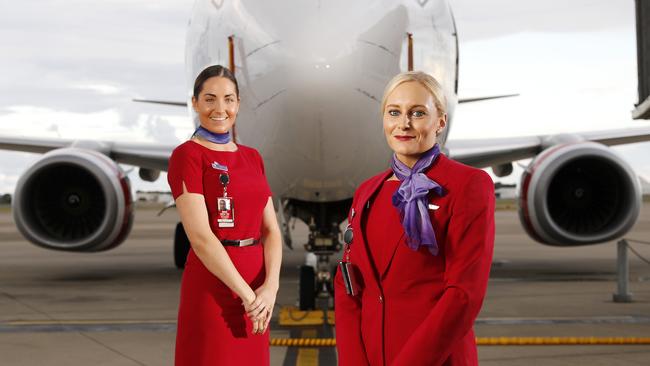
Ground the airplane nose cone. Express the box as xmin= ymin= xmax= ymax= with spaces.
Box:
xmin=229 ymin=2 xmax=411 ymax=201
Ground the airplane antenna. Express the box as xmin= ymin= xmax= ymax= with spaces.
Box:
xmin=228 ymin=35 xmax=236 ymax=73
xmin=228 ymin=35 xmax=238 ymax=142
xmin=407 ymin=33 xmax=414 ymax=71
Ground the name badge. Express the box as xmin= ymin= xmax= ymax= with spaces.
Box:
xmin=217 ymin=173 xmax=235 ymax=228
xmin=217 ymin=197 xmax=234 ymax=227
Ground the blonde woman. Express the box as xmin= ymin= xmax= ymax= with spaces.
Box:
xmin=335 ymin=71 xmax=495 ymax=366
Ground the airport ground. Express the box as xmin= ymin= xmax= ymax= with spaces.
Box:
xmin=0 ymin=200 xmax=649 ymax=366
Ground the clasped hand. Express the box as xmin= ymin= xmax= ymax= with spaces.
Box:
xmin=243 ymin=283 xmax=278 ymax=335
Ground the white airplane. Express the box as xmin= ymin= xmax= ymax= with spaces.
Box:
xmin=2 ymin=0 xmax=650 ymax=277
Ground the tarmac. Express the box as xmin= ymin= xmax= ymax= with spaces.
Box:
xmin=0 ymin=201 xmax=649 ymax=366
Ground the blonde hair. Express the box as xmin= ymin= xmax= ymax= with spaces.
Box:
xmin=380 ymin=71 xmax=447 ymax=115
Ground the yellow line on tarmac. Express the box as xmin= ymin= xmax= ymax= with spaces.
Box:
xmin=270 ymin=338 xmax=336 ymax=347
xmin=13 ymin=322 xmax=646 ymax=347
xmin=296 ymin=329 xmax=318 ymax=366
xmin=269 ymin=337 xmax=650 ymax=347
xmin=278 ymin=306 xmax=335 ymax=326
xmin=476 ymin=337 xmax=650 ymax=345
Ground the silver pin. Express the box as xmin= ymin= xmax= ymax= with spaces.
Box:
xmin=211 ymin=161 xmax=228 ymax=171
xmin=428 ymin=203 xmax=440 ymax=210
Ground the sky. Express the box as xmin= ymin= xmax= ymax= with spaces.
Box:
xmin=0 ymin=0 xmax=648 ymax=194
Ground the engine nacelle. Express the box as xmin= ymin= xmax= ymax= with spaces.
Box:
xmin=12 ymin=148 xmax=134 ymax=252
xmin=519 ymin=142 xmax=641 ymax=246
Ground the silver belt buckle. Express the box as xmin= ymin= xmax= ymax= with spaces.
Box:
xmin=239 ymin=238 xmax=255 ymax=247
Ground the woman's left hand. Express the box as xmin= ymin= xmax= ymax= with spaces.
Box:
xmin=247 ymin=281 xmax=278 ymax=333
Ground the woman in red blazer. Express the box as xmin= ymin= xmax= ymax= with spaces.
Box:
xmin=335 ymin=71 xmax=495 ymax=366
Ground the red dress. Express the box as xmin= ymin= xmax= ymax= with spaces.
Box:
xmin=167 ymin=140 xmax=272 ymax=366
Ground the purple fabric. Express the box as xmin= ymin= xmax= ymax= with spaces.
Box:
xmin=193 ymin=126 xmax=231 ymax=144
xmin=391 ymin=145 xmax=444 ymax=255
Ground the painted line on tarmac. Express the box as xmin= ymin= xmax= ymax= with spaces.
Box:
xmin=296 ymin=329 xmax=318 ymax=366
xmin=0 ymin=322 xmax=176 ymax=333
xmin=476 ymin=337 xmax=650 ymax=345
xmin=281 ymin=320 xmax=337 ymax=365
xmin=8 ymin=319 xmax=176 ymax=326
xmin=476 ymin=316 xmax=650 ymax=325
xmin=2 ymin=315 xmax=649 ymax=333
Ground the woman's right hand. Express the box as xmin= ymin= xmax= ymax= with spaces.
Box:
xmin=242 ymin=292 xmax=266 ymax=335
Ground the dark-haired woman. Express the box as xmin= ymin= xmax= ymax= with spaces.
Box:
xmin=168 ymin=65 xmax=282 ymax=365
xmin=335 ymin=71 xmax=495 ymax=366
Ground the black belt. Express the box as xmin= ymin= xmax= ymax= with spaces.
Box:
xmin=221 ymin=238 xmax=260 ymax=247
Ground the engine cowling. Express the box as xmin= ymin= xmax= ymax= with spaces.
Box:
xmin=519 ymin=142 xmax=641 ymax=246
xmin=12 ymin=148 xmax=134 ymax=252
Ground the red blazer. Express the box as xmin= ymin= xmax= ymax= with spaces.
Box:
xmin=335 ymin=154 xmax=495 ymax=366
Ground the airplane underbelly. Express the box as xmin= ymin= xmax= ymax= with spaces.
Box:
xmin=238 ymin=81 xmax=393 ymax=202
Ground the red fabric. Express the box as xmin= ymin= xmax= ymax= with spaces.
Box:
xmin=364 ymin=180 xmax=402 ymax=275
xmin=167 ymin=141 xmax=272 ymax=366
xmin=335 ymin=154 xmax=495 ymax=366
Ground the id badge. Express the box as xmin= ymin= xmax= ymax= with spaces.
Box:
xmin=338 ymin=260 xmax=356 ymax=296
xmin=217 ymin=197 xmax=234 ymax=227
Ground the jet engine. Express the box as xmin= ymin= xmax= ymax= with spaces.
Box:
xmin=12 ymin=148 xmax=134 ymax=252
xmin=519 ymin=142 xmax=641 ymax=246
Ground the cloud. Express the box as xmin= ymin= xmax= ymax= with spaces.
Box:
xmin=450 ymin=0 xmax=634 ymax=41
xmin=0 ymin=104 xmax=192 ymax=144
xmin=73 ymin=83 xmax=123 ymax=95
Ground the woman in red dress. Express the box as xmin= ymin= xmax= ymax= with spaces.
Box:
xmin=167 ymin=65 xmax=282 ymax=365
xmin=335 ymin=71 xmax=495 ymax=365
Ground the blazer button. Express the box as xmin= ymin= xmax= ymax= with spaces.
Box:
xmin=379 ymin=295 xmax=383 ymax=303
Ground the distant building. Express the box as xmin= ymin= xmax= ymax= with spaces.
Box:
xmin=136 ymin=191 xmax=172 ymax=204
xmin=0 ymin=193 xmax=11 ymax=204
xmin=494 ymin=182 xmax=517 ymax=199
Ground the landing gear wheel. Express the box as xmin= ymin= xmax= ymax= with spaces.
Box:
xmin=174 ymin=222 xmax=191 ymax=269
xmin=299 ymin=265 xmax=316 ymax=310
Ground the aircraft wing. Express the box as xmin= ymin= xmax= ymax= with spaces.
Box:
xmin=109 ymin=142 xmax=175 ymax=171
xmin=0 ymin=136 xmax=174 ymax=171
xmin=4 ymin=126 xmax=650 ymax=172
xmin=447 ymin=126 xmax=650 ymax=168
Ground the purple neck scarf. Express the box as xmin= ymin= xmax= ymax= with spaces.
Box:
xmin=193 ymin=126 xmax=231 ymax=144
xmin=391 ymin=145 xmax=444 ymax=255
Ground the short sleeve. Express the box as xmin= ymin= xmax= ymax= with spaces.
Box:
xmin=167 ymin=144 xmax=204 ymax=199
xmin=254 ymin=149 xmax=273 ymax=197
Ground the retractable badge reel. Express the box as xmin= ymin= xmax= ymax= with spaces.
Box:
xmin=339 ymin=223 xmax=356 ymax=296
xmin=217 ymin=173 xmax=235 ymax=228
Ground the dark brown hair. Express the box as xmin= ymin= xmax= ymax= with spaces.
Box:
xmin=192 ymin=65 xmax=239 ymax=99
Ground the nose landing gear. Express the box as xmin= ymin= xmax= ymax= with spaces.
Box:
xmin=299 ymin=220 xmax=342 ymax=310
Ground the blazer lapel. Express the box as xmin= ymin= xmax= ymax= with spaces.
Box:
xmin=355 ymin=169 xmax=393 ymax=285
xmin=379 ymin=231 xmax=405 ymax=280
